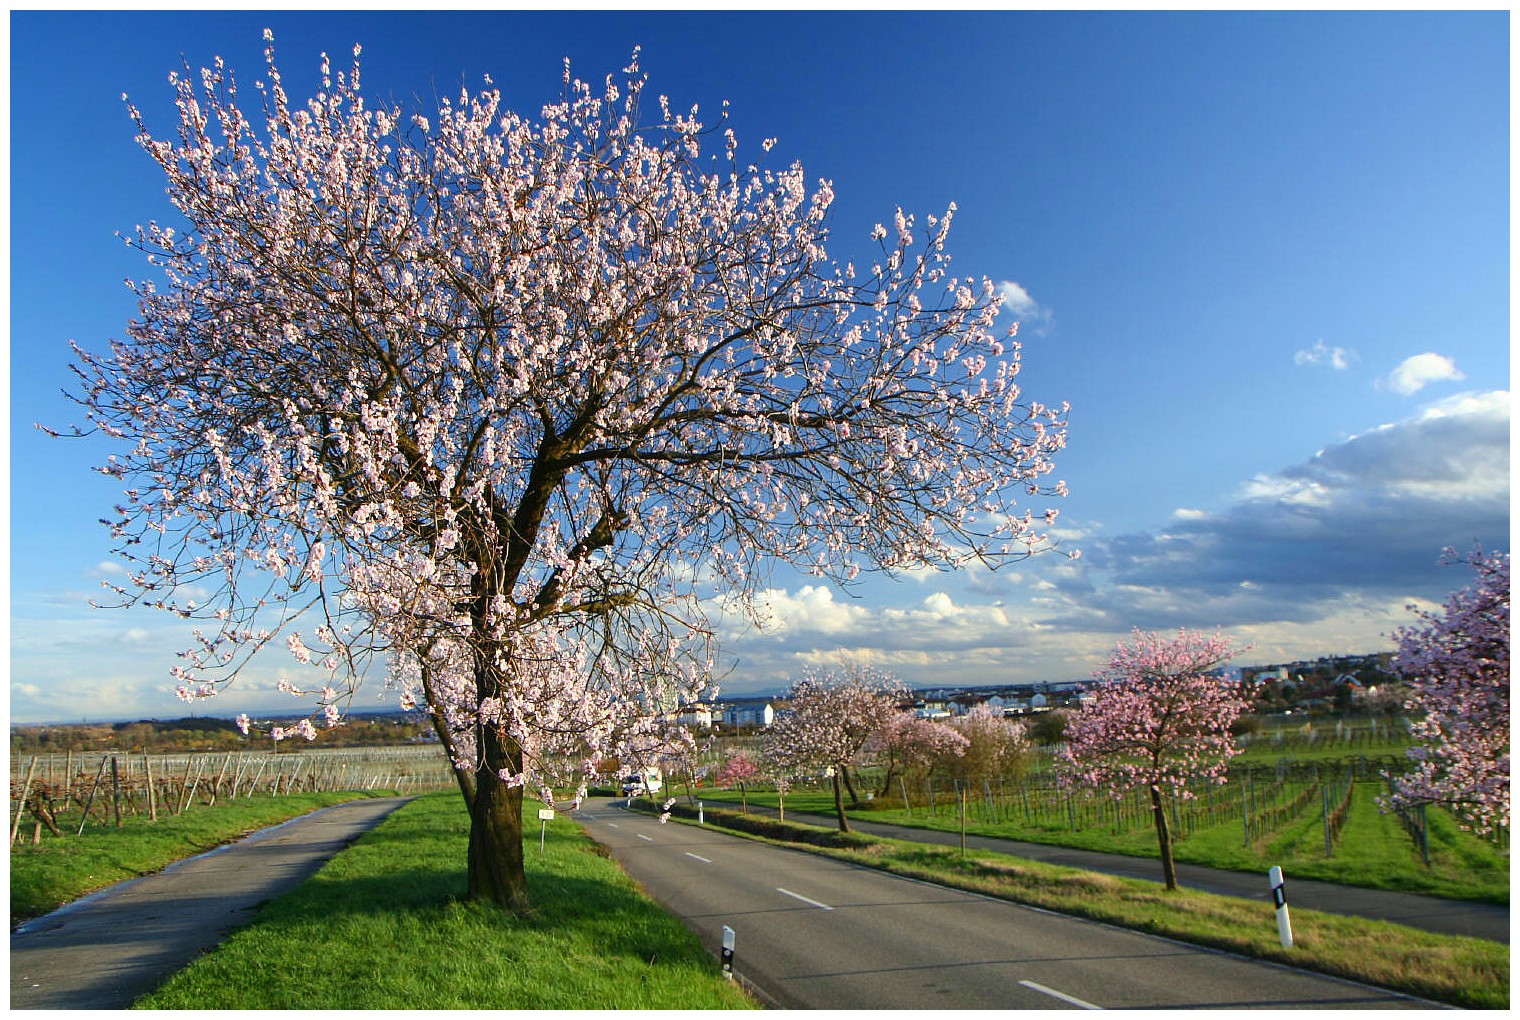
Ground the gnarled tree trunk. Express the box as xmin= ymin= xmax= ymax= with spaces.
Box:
xmin=468 ymin=724 xmax=530 ymax=911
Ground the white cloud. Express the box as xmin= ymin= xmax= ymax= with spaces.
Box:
xmin=996 ymin=280 xmax=1051 ymax=327
xmin=997 ymin=280 xmax=1038 ymax=315
xmin=1384 ymin=352 xmax=1465 ymax=395
xmin=1294 ymin=340 xmax=1355 ymax=369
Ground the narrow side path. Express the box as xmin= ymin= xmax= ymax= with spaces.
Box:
xmin=697 ymin=801 xmax=1510 ymax=944
xmin=10 ymin=796 xmax=412 ymax=1009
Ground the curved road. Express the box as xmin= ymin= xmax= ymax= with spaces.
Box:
xmin=586 ymin=799 xmax=1440 ymax=1010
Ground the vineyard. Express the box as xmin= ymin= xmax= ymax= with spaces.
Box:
xmin=9 ymin=746 xmax=457 ymax=845
xmin=678 ymin=726 xmax=1509 ymax=904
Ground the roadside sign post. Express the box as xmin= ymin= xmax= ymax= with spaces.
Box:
xmin=538 ymin=808 xmax=555 ymax=854
xmin=1269 ymin=865 xmax=1293 ymax=948
xmin=721 ymin=925 xmax=735 ymax=980
xmin=699 ymin=801 xmax=704 ymax=825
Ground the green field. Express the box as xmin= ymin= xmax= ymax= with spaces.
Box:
xmin=685 ymin=745 xmax=1509 ymax=904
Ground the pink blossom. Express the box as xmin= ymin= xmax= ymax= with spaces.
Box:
xmin=1057 ymin=628 xmax=1246 ymax=891
xmin=1382 ymin=548 xmax=1508 ymax=834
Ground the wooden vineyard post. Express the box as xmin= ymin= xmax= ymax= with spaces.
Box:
xmin=145 ymin=754 xmax=157 ymax=822
xmin=11 ymin=757 xmax=38 ymax=845
xmin=244 ymin=758 xmax=267 ymax=799
xmin=111 ymin=756 xmax=123 ymax=828
xmin=209 ymin=753 xmax=233 ymax=806
xmin=77 ymin=756 xmax=109 ymax=835
xmin=180 ymin=757 xmax=204 ymax=815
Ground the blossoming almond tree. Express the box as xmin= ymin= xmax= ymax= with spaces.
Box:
xmin=1383 ymin=548 xmax=1509 ymax=835
xmin=944 ymin=703 xmax=1031 ymax=792
xmin=1057 ymin=629 xmax=1245 ymax=891
xmin=713 ymin=750 xmax=762 ymax=813
xmin=868 ymin=710 xmax=968 ymax=802
xmin=761 ymin=667 xmax=906 ymax=832
xmin=59 ymin=36 xmax=1068 ymax=910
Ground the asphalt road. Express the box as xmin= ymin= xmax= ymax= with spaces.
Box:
xmin=10 ymin=796 xmax=412 ymax=1009
xmin=585 ymin=799 xmax=1440 ymax=1010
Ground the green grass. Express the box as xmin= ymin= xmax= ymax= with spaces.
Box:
xmin=695 ymin=781 xmax=1509 ymax=904
xmin=658 ymin=802 xmax=1508 ymax=1010
xmin=134 ymin=792 xmax=756 ymax=1009
xmin=9 ymin=791 xmax=388 ymax=924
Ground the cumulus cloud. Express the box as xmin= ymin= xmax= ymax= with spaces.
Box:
xmin=1040 ymin=390 xmax=1509 ymax=631
xmin=1294 ymin=340 xmax=1355 ymax=369
xmin=1384 ymin=353 xmax=1465 ymax=395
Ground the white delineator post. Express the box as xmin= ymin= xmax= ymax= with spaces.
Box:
xmin=721 ymin=925 xmax=736 ymax=979
xmin=1268 ymin=865 xmax=1293 ymax=948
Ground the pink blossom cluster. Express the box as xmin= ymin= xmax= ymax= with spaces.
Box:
xmin=1058 ymin=629 xmax=1246 ymax=800
xmin=1384 ymin=548 xmax=1509 ymax=835
xmin=761 ymin=666 xmax=906 ymax=778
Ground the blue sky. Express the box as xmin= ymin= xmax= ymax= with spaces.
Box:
xmin=6 ymin=9 xmax=1510 ymax=723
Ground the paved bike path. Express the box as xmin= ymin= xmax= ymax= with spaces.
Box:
xmin=705 ymin=802 xmax=1510 ymax=944
xmin=10 ymin=796 xmax=412 ymax=1009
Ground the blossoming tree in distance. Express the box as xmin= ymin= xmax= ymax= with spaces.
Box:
xmin=58 ymin=35 xmax=1068 ymax=909
xmin=1058 ymin=629 xmax=1245 ymax=891
xmin=762 ymin=667 xmax=905 ymax=832
xmin=1383 ymin=548 xmax=1509 ymax=835
xmin=713 ymin=750 xmax=762 ymax=814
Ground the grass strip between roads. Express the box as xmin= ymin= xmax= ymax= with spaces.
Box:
xmin=9 ymin=790 xmax=389 ymax=925
xmin=133 ymin=792 xmax=756 ymax=1009
xmin=654 ymin=802 xmax=1507 ymax=1010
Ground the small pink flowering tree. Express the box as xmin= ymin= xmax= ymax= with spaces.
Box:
xmin=1383 ymin=548 xmax=1509 ymax=835
xmin=761 ymin=667 xmax=905 ymax=832
xmin=59 ymin=37 xmax=1068 ymax=911
xmin=713 ymin=750 xmax=763 ymax=813
xmin=1058 ymin=629 xmax=1245 ymax=891
xmin=869 ymin=711 xmax=968 ymax=804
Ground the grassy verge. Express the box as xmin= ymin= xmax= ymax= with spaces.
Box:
xmin=134 ymin=792 xmax=756 ymax=1009
xmin=655 ymin=802 xmax=1507 ymax=1010
xmin=692 ymin=785 xmax=1509 ymax=904
xmin=9 ymin=791 xmax=388 ymax=924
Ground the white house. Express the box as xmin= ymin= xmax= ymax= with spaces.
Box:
xmin=676 ymin=704 xmax=714 ymax=729
xmin=721 ymin=702 xmax=774 ymax=728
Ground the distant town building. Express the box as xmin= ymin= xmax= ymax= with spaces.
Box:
xmin=719 ymin=702 xmax=774 ymax=729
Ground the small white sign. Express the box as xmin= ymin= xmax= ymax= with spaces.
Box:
xmin=538 ymin=808 xmax=555 ymax=821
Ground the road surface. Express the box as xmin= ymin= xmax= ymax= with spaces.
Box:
xmin=585 ymin=799 xmax=1439 ymax=1010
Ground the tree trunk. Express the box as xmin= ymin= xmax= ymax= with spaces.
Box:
xmin=1150 ymin=785 xmax=1179 ymax=891
xmin=841 ymin=763 xmax=862 ymax=806
xmin=832 ymin=769 xmax=851 ymax=833
xmin=467 ymin=724 xmax=530 ymax=912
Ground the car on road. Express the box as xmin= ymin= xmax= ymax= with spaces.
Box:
xmin=620 ymin=768 xmax=663 ymax=796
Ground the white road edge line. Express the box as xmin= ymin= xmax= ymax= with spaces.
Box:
xmin=776 ymin=887 xmax=833 ymax=911
xmin=1019 ymin=979 xmax=1101 ymax=1010
xmin=685 ymin=852 xmax=712 ymax=863
xmin=637 ymin=833 xmax=655 ymax=841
